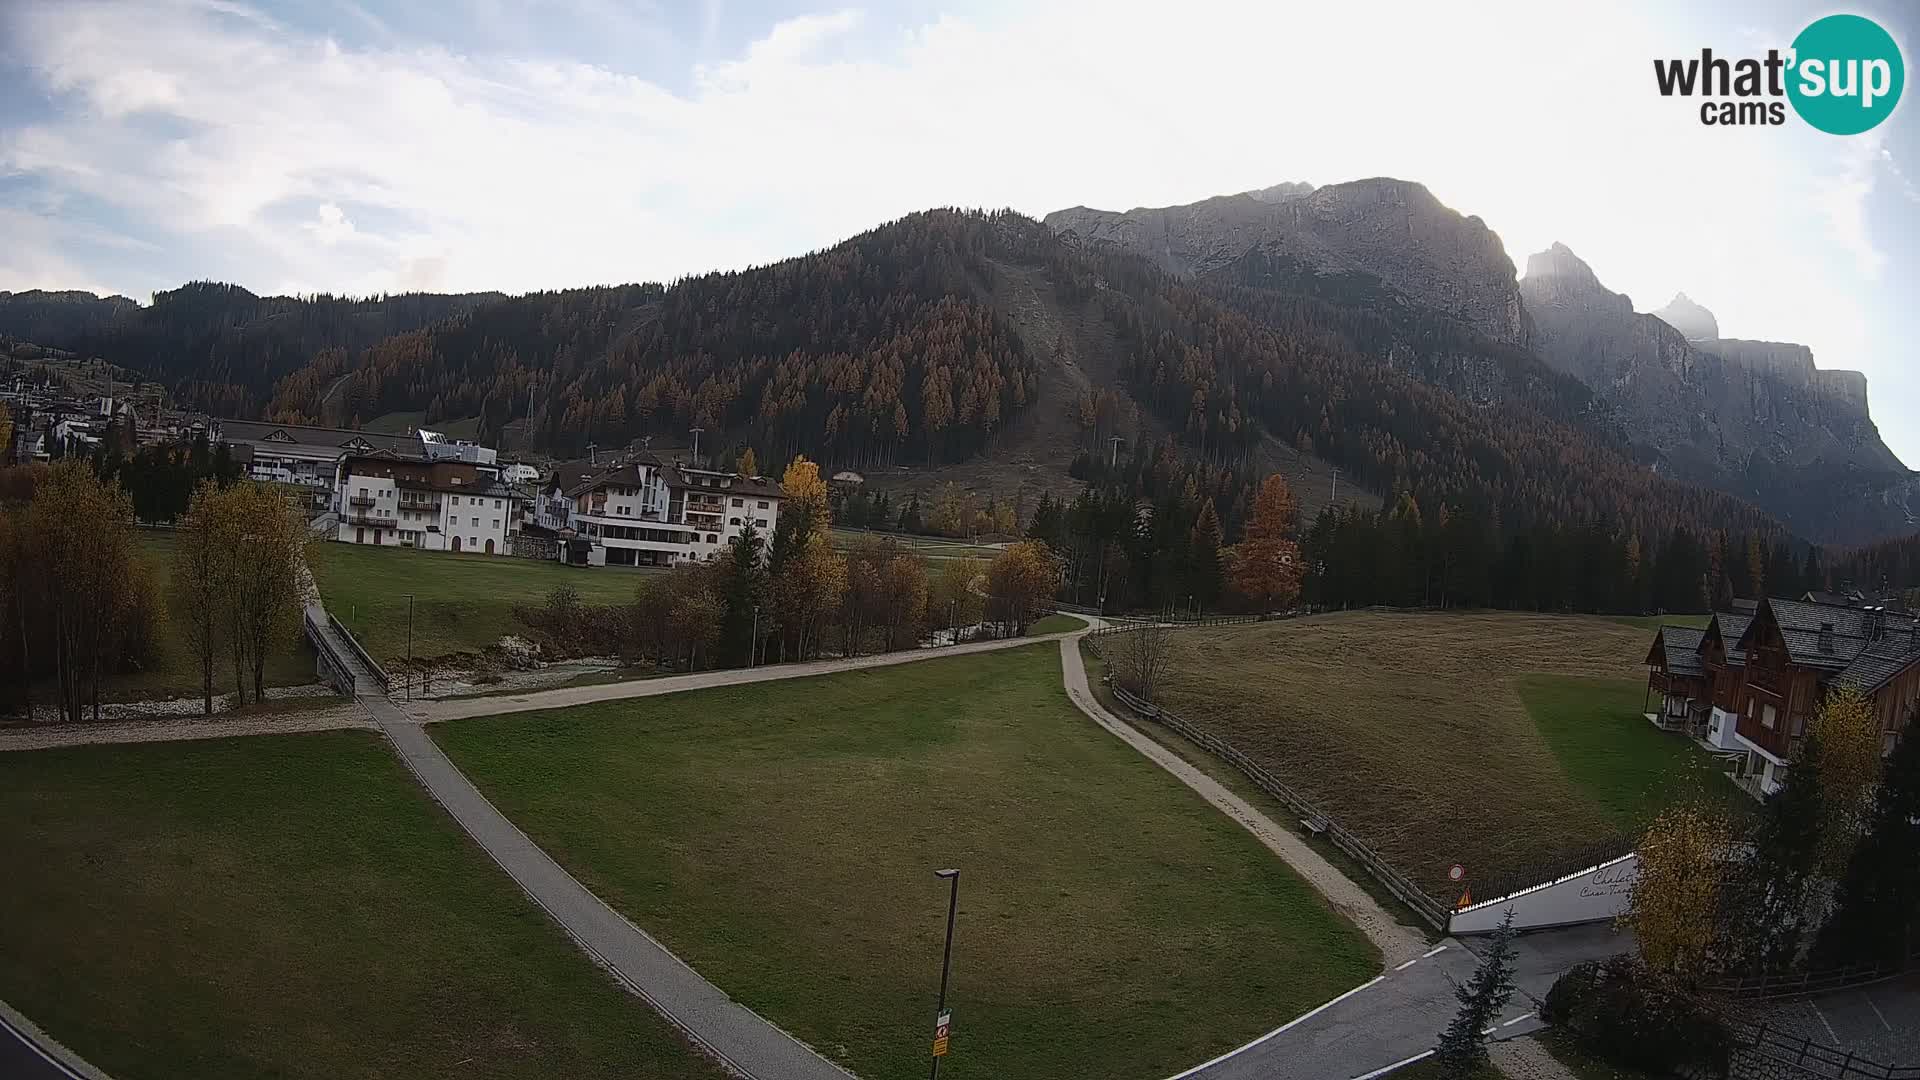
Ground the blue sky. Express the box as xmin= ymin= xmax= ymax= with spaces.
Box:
xmin=2 ymin=0 xmax=1917 ymax=466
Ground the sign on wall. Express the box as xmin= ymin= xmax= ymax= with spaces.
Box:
xmin=1448 ymin=854 xmax=1639 ymax=935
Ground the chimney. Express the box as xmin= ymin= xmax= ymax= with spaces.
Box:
xmin=1819 ymin=622 xmax=1835 ymax=655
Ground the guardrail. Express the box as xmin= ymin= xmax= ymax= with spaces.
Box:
xmin=1726 ymin=1020 xmax=1920 ymax=1079
xmin=1085 ymin=628 xmax=1451 ymax=930
xmin=327 ymin=613 xmax=389 ymax=693
xmin=1707 ymin=945 xmax=1920 ymax=1000
xmin=303 ymin=610 xmax=355 ymax=695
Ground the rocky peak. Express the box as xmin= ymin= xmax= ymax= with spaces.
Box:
xmin=1652 ymin=292 xmax=1719 ymax=341
xmin=1046 ymin=176 xmax=1528 ymax=345
xmin=1244 ymin=181 xmax=1314 ymax=204
xmin=1519 ymin=243 xmax=1631 ymax=317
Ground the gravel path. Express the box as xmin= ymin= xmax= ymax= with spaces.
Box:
xmin=415 ymin=629 xmax=1082 ymax=722
xmin=0 ymin=702 xmax=373 ymax=752
xmin=308 ymin=607 xmax=855 ymax=1080
xmin=1057 ymin=634 xmax=1429 ymax=967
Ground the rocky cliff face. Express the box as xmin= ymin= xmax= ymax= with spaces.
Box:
xmin=1521 ymin=245 xmax=1913 ymax=541
xmin=1046 ymin=177 xmax=1530 ymax=346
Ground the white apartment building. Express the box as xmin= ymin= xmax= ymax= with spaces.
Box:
xmin=333 ymin=447 xmax=522 ymax=555
xmin=551 ymin=456 xmax=784 ymax=568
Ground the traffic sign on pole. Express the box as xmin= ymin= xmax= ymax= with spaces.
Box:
xmin=932 ymin=1010 xmax=951 ymax=1057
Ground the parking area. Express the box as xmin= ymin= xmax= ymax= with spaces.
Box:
xmin=1739 ymin=974 xmax=1920 ymax=1070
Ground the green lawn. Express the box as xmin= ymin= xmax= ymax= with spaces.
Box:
xmin=1518 ymin=675 xmax=1746 ymax=831
xmin=1604 ymin=613 xmax=1711 ymax=632
xmin=62 ymin=532 xmax=315 ymax=702
xmin=308 ymin=541 xmax=656 ymax=664
xmin=1027 ymin=612 xmax=1086 ymax=635
xmin=830 ymin=526 xmax=1003 ymax=560
xmin=436 ymin=645 xmax=1378 ymax=1080
xmin=0 ymin=732 xmax=723 ymax=1080
xmin=362 ymin=411 xmax=481 ymax=439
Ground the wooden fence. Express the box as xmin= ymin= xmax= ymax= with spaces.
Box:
xmin=1723 ymin=1020 xmax=1919 ymax=1080
xmin=327 ymin=613 xmax=389 ymax=693
xmin=1085 ymin=628 xmax=1451 ymax=929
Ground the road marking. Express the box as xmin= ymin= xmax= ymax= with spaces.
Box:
xmin=1350 ymin=1049 xmax=1436 ymax=1080
xmin=1393 ymin=958 xmax=1420 ymax=971
xmin=1808 ymin=1000 xmax=1842 ymax=1046
xmin=1865 ymin=993 xmax=1893 ymax=1032
xmin=0 ymin=1010 xmax=89 ymax=1079
xmin=1422 ymin=944 xmax=1450 ymax=958
xmin=1502 ymin=1012 xmax=1535 ymax=1027
xmin=1163 ymin=975 xmax=1387 ymax=1080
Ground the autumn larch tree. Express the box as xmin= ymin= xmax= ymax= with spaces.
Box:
xmin=1225 ymin=473 xmax=1302 ymax=612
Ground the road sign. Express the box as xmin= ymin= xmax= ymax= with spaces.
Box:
xmin=1448 ymin=863 xmax=1466 ymax=883
xmin=932 ymin=1010 xmax=951 ymax=1056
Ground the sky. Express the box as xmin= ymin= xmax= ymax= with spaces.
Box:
xmin=2 ymin=0 xmax=1917 ymax=463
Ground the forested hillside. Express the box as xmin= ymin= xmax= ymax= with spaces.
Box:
xmin=0 ymin=283 xmax=501 ymax=417
xmin=4 ymin=209 xmax=1785 ymax=546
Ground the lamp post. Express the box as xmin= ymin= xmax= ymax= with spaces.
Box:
xmin=929 ymin=868 xmax=960 ymax=1080
xmin=751 ymin=603 xmax=760 ymax=668
xmin=949 ymin=600 xmax=957 ymax=646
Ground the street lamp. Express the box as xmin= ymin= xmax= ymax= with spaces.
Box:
xmin=929 ymin=868 xmax=960 ymax=1080
xmin=751 ymin=603 xmax=760 ymax=668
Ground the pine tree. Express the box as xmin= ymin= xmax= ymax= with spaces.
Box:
xmin=1436 ymin=911 xmax=1518 ymax=1077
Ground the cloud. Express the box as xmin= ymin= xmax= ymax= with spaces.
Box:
xmin=0 ymin=0 xmax=1915 ymax=465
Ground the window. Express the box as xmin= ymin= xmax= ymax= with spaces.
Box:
xmin=757 ymin=500 xmax=769 ymax=509
xmin=1762 ymin=703 xmax=1777 ymax=730
xmin=756 ymin=519 xmax=768 ymax=530
xmin=494 ymin=499 xmax=501 ymax=509
xmin=470 ymin=536 xmax=478 ymax=548
xmin=471 ymin=516 xmax=480 ymax=527
xmin=451 ymin=496 xmax=460 ymax=505
xmin=729 ymin=517 xmax=741 ymax=526
xmin=706 ymin=534 xmax=717 ymax=544
xmin=731 ymin=497 xmax=743 ymax=507
xmin=490 ymin=519 xmax=499 ymax=529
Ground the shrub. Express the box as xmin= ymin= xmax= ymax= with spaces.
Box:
xmin=1543 ymin=956 xmax=1729 ymax=1076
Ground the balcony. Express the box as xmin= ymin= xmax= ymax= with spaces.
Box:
xmin=347 ymin=510 xmax=398 ymax=527
xmin=349 ymin=493 xmax=377 ymax=508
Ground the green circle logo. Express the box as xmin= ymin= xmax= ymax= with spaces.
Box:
xmin=1787 ymin=14 xmax=1904 ymax=135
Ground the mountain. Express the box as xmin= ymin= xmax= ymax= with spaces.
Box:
xmin=1043 ymin=178 xmax=1915 ymax=545
xmin=1520 ymin=246 xmax=1916 ymax=544
xmin=1651 ymin=292 xmax=1718 ymax=341
xmin=1046 ymin=177 xmax=1530 ymax=346
xmin=3 ymin=209 xmax=1783 ymax=546
xmin=0 ymin=283 xmax=504 ymax=417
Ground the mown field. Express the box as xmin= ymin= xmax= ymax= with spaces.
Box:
xmin=436 ymin=645 xmax=1378 ymax=1080
xmin=0 ymin=732 xmax=722 ymax=1080
xmin=829 ymin=525 xmax=1004 ymax=561
xmin=308 ymin=541 xmax=656 ymax=664
xmin=1140 ymin=612 xmax=1734 ymax=899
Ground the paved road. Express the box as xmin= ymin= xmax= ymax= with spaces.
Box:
xmin=0 ymin=1002 xmax=102 ymax=1080
xmin=1741 ymin=972 xmax=1920 ymax=1068
xmin=416 ymin=626 xmax=1084 ymax=722
xmin=309 ymin=609 xmax=856 ymax=1080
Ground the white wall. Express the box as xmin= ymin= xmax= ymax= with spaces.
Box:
xmin=1448 ymin=854 xmax=1639 ymax=934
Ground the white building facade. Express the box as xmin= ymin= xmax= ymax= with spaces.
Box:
xmin=553 ymin=457 xmax=784 ymax=568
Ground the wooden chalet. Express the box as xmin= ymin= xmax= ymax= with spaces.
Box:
xmin=1644 ymin=625 xmax=1710 ymax=735
xmin=1643 ymin=598 xmax=1920 ymax=798
xmin=1729 ymin=598 xmax=1920 ymax=796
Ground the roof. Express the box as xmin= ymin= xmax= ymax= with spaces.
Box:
xmin=216 ymin=418 xmax=421 ymax=455
xmin=663 ymin=464 xmax=785 ymax=500
xmin=1712 ymin=612 xmax=1754 ymax=664
xmin=1743 ymin=598 xmax=1920 ymax=673
xmin=1832 ymin=637 xmax=1920 ymax=694
xmin=1649 ymin=626 xmax=1706 ymax=677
